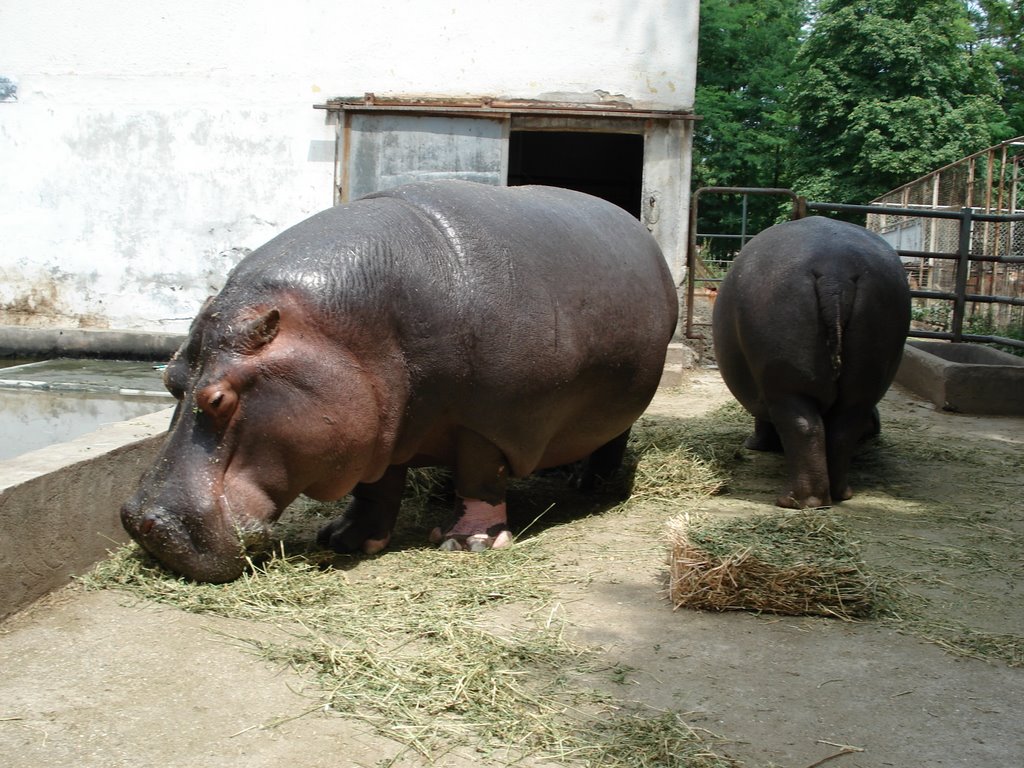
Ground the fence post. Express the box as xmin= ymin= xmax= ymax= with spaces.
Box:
xmin=952 ymin=206 xmax=974 ymax=343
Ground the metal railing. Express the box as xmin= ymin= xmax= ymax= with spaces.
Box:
xmin=686 ymin=187 xmax=1024 ymax=351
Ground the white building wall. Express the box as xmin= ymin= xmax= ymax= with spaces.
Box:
xmin=0 ymin=0 xmax=699 ymax=333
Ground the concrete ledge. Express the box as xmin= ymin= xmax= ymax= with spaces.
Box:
xmin=895 ymin=340 xmax=1024 ymax=415
xmin=0 ymin=407 xmax=174 ymax=620
xmin=658 ymin=341 xmax=697 ymax=388
xmin=0 ymin=326 xmax=185 ymax=361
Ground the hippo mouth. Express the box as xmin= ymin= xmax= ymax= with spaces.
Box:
xmin=120 ymin=494 xmax=273 ymax=583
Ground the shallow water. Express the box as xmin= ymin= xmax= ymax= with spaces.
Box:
xmin=0 ymin=359 xmax=172 ymax=462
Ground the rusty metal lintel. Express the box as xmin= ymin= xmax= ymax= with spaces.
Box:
xmin=314 ymin=94 xmax=698 ymax=122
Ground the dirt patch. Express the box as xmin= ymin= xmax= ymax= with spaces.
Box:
xmin=1 ymin=369 xmax=1022 ymax=767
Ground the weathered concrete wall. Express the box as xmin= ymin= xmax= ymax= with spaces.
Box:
xmin=0 ymin=1 xmax=699 ymax=334
xmin=0 ymin=408 xmax=172 ymax=620
xmin=642 ymin=118 xmax=694 ymax=284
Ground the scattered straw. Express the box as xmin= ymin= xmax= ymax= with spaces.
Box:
xmin=627 ymin=419 xmax=729 ymax=502
xmin=619 ymin=406 xmax=750 ymax=508
xmin=84 ymin=538 xmax=735 ymax=766
xmin=667 ymin=511 xmax=888 ymax=620
xmin=908 ymin=625 xmax=1024 ymax=667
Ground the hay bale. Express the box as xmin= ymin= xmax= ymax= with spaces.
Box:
xmin=667 ymin=511 xmax=884 ymax=620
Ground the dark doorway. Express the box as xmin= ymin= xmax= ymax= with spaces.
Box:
xmin=507 ymin=131 xmax=644 ymax=218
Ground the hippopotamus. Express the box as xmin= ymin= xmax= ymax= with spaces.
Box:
xmin=712 ymin=216 xmax=910 ymax=508
xmin=121 ymin=180 xmax=678 ymax=582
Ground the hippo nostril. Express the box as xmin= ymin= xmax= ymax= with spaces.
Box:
xmin=140 ymin=515 xmax=157 ymax=535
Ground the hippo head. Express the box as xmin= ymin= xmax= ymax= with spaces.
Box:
xmin=121 ymin=297 xmax=395 ymax=582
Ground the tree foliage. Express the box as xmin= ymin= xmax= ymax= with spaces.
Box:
xmin=694 ymin=0 xmax=1020 ymax=225
xmin=693 ymin=0 xmax=807 ymax=190
xmin=786 ymin=0 xmax=1007 ymax=203
xmin=693 ymin=0 xmax=809 ymax=252
xmin=970 ymin=0 xmax=1024 ymax=135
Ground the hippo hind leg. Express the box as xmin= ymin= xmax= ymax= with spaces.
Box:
xmin=824 ymin=404 xmax=880 ymax=503
xmin=317 ymin=465 xmax=407 ymax=555
xmin=430 ymin=430 xmax=514 ymax=552
xmin=744 ymin=417 xmax=783 ymax=452
xmin=769 ymin=395 xmax=832 ymax=509
xmin=576 ymin=429 xmax=632 ymax=494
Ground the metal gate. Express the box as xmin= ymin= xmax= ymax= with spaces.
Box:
xmin=686 ymin=187 xmax=1024 ymax=352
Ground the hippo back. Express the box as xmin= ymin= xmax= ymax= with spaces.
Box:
xmin=371 ymin=182 xmax=679 ymax=473
xmin=216 ymin=181 xmax=677 ymax=476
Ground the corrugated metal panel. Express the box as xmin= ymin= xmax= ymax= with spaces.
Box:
xmin=341 ymin=113 xmax=508 ymax=201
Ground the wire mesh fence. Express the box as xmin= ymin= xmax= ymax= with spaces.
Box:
xmin=868 ymin=138 xmax=1024 ymax=342
xmin=686 ymin=143 xmax=1024 ymax=353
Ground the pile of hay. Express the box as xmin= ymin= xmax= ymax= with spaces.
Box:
xmin=668 ymin=511 xmax=886 ymax=620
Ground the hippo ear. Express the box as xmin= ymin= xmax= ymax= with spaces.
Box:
xmin=235 ymin=309 xmax=281 ymax=354
xmin=162 ymin=356 xmax=190 ymax=400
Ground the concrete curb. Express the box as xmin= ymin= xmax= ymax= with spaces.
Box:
xmin=0 ymin=407 xmax=174 ymax=620
xmin=0 ymin=326 xmax=185 ymax=361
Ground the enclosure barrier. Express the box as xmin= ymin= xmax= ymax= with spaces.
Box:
xmin=687 ymin=188 xmax=1024 ymax=352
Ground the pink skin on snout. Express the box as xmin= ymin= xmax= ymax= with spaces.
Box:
xmin=124 ymin=299 xmax=401 ymax=581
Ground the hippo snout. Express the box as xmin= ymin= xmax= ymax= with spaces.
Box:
xmin=120 ymin=495 xmax=250 ymax=583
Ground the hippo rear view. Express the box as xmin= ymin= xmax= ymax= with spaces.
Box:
xmin=712 ymin=216 xmax=911 ymax=508
xmin=121 ymin=181 xmax=679 ymax=582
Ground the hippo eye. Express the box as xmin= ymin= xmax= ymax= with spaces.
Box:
xmin=197 ymin=385 xmax=239 ymax=430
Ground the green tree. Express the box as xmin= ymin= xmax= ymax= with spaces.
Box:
xmin=970 ymin=0 xmax=1024 ymax=136
xmin=693 ymin=0 xmax=809 ymax=254
xmin=786 ymin=0 xmax=1008 ymax=204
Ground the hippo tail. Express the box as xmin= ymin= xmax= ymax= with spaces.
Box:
xmin=814 ymin=273 xmax=856 ymax=380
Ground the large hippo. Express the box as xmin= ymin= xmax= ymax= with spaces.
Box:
xmin=121 ymin=180 xmax=678 ymax=582
xmin=712 ymin=216 xmax=910 ymax=508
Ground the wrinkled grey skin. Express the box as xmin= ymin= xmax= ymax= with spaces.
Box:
xmin=121 ymin=181 xmax=679 ymax=582
xmin=712 ymin=216 xmax=911 ymax=508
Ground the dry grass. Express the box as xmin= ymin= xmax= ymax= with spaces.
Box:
xmin=83 ymin=532 xmax=736 ymax=767
xmin=667 ymin=511 xmax=889 ymax=620
xmin=81 ymin=396 xmax=1024 ymax=766
xmin=652 ymin=398 xmax=1024 ymax=668
xmin=626 ymin=418 xmax=730 ymax=503
xmin=81 ymin=410 xmax=757 ymax=764
xmin=618 ymin=403 xmax=750 ymax=511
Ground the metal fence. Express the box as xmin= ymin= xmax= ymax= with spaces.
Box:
xmin=685 ymin=187 xmax=802 ymax=344
xmin=869 ymin=137 xmax=1024 ymax=342
xmin=686 ymin=186 xmax=1024 ymax=352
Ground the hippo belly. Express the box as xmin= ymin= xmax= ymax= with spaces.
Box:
xmin=121 ymin=180 xmax=679 ymax=582
xmin=712 ymin=216 xmax=910 ymax=508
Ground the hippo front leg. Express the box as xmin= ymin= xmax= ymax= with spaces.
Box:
xmin=317 ymin=465 xmax=408 ymax=555
xmin=769 ymin=396 xmax=832 ymax=509
xmin=430 ymin=430 xmax=514 ymax=552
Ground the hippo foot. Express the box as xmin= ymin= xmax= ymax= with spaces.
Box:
xmin=432 ymin=530 xmax=515 ymax=552
xmin=316 ymin=499 xmax=393 ymax=556
xmin=429 ymin=499 xmax=513 ymax=552
xmin=744 ymin=418 xmax=783 ymax=452
xmin=745 ymin=432 xmax=783 ymax=452
xmin=776 ymin=492 xmax=832 ymax=510
xmin=833 ymin=484 xmax=853 ymax=503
